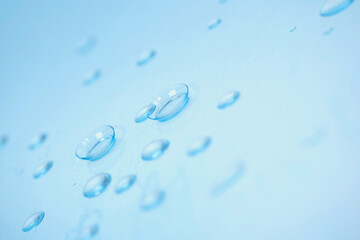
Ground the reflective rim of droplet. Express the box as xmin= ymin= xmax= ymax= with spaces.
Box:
xmin=114 ymin=174 xmax=137 ymax=194
xmin=33 ymin=161 xmax=54 ymax=179
xmin=217 ymin=90 xmax=240 ymax=109
xmin=134 ymin=104 xmax=156 ymax=123
xmin=83 ymin=173 xmax=112 ymax=198
xmin=141 ymin=139 xmax=170 ymax=161
xmin=22 ymin=211 xmax=45 ymax=232
xmin=29 ymin=133 xmax=47 ymax=150
xmin=320 ymin=0 xmax=354 ymax=17
xmin=208 ymin=19 xmax=221 ymax=30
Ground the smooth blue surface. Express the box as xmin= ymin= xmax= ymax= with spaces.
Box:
xmin=0 ymin=0 xmax=360 ymax=239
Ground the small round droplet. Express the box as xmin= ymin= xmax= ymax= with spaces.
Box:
xmin=320 ymin=0 xmax=354 ymax=17
xmin=148 ymin=83 xmax=189 ymax=121
xmin=83 ymin=70 xmax=101 ymax=86
xmin=75 ymin=125 xmax=115 ymax=161
xmin=33 ymin=161 xmax=53 ymax=179
xmin=22 ymin=211 xmax=45 ymax=232
xmin=217 ymin=90 xmax=240 ymax=109
xmin=134 ymin=104 xmax=156 ymax=123
xmin=141 ymin=190 xmax=165 ymax=211
xmin=136 ymin=50 xmax=156 ymax=66
xmin=83 ymin=173 xmax=111 ymax=198
xmin=141 ymin=139 xmax=170 ymax=161
xmin=115 ymin=175 xmax=137 ymax=194
xmin=208 ymin=19 xmax=221 ymax=30
xmin=29 ymin=133 xmax=47 ymax=150
xmin=187 ymin=137 xmax=212 ymax=156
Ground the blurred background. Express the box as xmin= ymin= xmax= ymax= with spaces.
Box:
xmin=0 ymin=0 xmax=360 ymax=239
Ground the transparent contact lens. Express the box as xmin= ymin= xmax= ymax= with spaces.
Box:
xmin=148 ymin=84 xmax=189 ymax=121
xmin=136 ymin=50 xmax=156 ymax=66
xmin=22 ymin=211 xmax=45 ymax=232
xmin=208 ymin=18 xmax=221 ymax=30
xmin=141 ymin=190 xmax=165 ymax=211
xmin=33 ymin=161 xmax=53 ymax=179
xmin=114 ymin=174 xmax=137 ymax=194
xmin=75 ymin=125 xmax=115 ymax=161
xmin=320 ymin=0 xmax=354 ymax=17
xmin=217 ymin=90 xmax=240 ymax=109
xmin=187 ymin=136 xmax=212 ymax=156
xmin=29 ymin=133 xmax=47 ymax=150
xmin=83 ymin=173 xmax=111 ymax=198
xmin=141 ymin=139 xmax=170 ymax=161
xmin=134 ymin=104 xmax=156 ymax=123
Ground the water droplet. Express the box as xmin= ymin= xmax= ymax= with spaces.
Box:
xmin=77 ymin=37 xmax=97 ymax=55
xmin=187 ymin=137 xmax=212 ymax=156
xmin=22 ymin=211 xmax=45 ymax=232
xmin=217 ymin=90 xmax=240 ymax=109
xmin=141 ymin=190 xmax=165 ymax=211
xmin=323 ymin=27 xmax=334 ymax=35
xmin=114 ymin=174 xmax=137 ymax=194
xmin=75 ymin=125 xmax=115 ymax=161
xmin=33 ymin=161 xmax=53 ymax=179
xmin=0 ymin=135 xmax=8 ymax=148
xmin=147 ymin=83 xmax=189 ymax=121
xmin=208 ymin=19 xmax=221 ymax=30
xmin=141 ymin=139 xmax=170 ymax=161
xmin=78 ymin=224 xmax=99 ymax=240
xmin=290 ymin=26 xmax=296 ymax=32
xmin=83 ymin=173 xmax=111 ymax=198
xmin=136 ymin=50 xmax=156 ymax=66
xmin=320 ymin=0 xmax=354 ymax=17
xmin=83 ymin=70 xmax=101 ymax=86
xmin=219 ymin=0 xmax=228 ymax=4
xmin=134 ymin=104 xmax=156 ymax=123
xmin=211 ymin=163 xmax=245 ymax=197
xmin=29 ymin=133 xmax=47 ymax=150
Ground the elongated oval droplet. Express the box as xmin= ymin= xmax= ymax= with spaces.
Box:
xmin=137 ymin=50 xmax=156 ymax=66
xmin=77 ymin=37 xmax=97 ymax=55
xmin=22 ymin=211 xmax=45 ymax=232
xmin=33 ymin=161 xmax=53 ymax=179
xmin=217 ymin=90 xmax=240 ymax=109
xmin=141 ymin=139 xmax=170 ymax=161
xmin=208 ymin=19 xmax=221 ymax=30
xmin=320 ymin=0 xmax=354 ymax=17
xmin=0 ymin=135 xmax=8 ymax=148
xmin=211 ymin=163 xmax=245 ymax=197
xmin=115 ymin=175 xmax=137 ymax=194
xmin=141 ymin=190 xmax=165 ymax=211
xmin=134 ymin=104 xmax=156 ymax=123
xmin=75 ymin=125 xmax=115 ymax=161
xmin=187 ymin=137 xmax=212 ymax=156
xmin=83 ymin=70 xmax=101 ymax=86
xmin=83 ymin=173 xmax=111 ymax=198
xmin=29 ymin=133 xmax=47 ymax=150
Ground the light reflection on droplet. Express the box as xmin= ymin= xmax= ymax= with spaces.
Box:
xmin=83 ymin=70 xmax=101 ymax=86
xmin=75 ymin=125 xmax=115 ymax=161
xmin=136 ymin=50 xmax=156 ymax=66
xmin=22 ymin=211 xmax=45 ymax=232
xmin=77 ymin=37 xmax=97 ymax=55
xmin=29 ymin=133 xmax=47 ymax=150
xmin=320 ymin=0 xmax=354 ymax=17
xmin=187 ymin=137 xmax=212 ymax=156
xmin=141 ymin=139 xmax=170 ymax=161
xmin=83 ymin=173 xmax=111 ymax=198
xmin=114 ymin=174 xmax=137 ymax=194
xmin=208 ymin=19 xmax=221 ymax=30
xmin=33 ymin=161 xmax=53 ymax=179
xmin=134 ymin=104 xmax=156 ymax=123
xmin=141 ymin=190 xmax=165 ymax=211
xmin=217 ymin=90 xmax=240 ymax=109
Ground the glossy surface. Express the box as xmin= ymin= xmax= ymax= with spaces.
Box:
xmin=187 ymin=136 xmax=212 ymax=156
xmin=29 ymin=133 xmax=47 ymax=150
xmin=33 ymin=161 xmax=53 ymax=179
xmin=83 ymin=173 xmax=111 ymax=198
xmin=320 ymin=0 xmax=354 ymax=17
xmin=134 ymin=104 xmax=156 ymax=123
xmin=141 ymin=139 xmax=170 ymax=161
xmin=22 ymin=211 xmax=45 ymax=232
xmin=114 ymin=174 xmax=137 ymax=194
xmin=217 ymin=90 xmax=240 ymax=109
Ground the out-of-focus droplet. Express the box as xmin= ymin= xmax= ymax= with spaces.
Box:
xmin=29 ymin=133 xmax=47 ymax=150
xmin=208 ymin=19 xmax=221 ymax=30
xmin=211 ymin=163 xmax=245 ymax=197
xmin=115 ymin=174 xmax=137 ymax=194
xmin=219 ymin=0 xmax=228 ymax=4
xmin=320 ymin=0 xmax=354 ymax=17
xmin=83 ymin=173 xmax=111 ymax=198
xmin=75 ymin=125 xmax=115 ymax=161
xmin=141 ymin=190 xmax=165 ymax=211
xmin=187 ymin=136 xmax=212 ymax=156
xmin=22 ymin=211 xmax=45 ymax=232
xmin=77 ymin=37 xmax=97 ymax=55
xmin=148 ymin=84 xmax=189 ymax=121
xmin=323 ymin=27 xmax=334 ymax=35
xmin=83 ymin=70 xmax=101 ymax=86
xmin=134 ymin=104 xmax=156 ymax=123
xmin=290 ymin=26 xmax=296 ymax=32
xmin=77 ymin=224 xmax=99 ymax=240
xmin=33 ymin=161 xmax=53 ymax=179
xmin=141 ymin=139 xmax=170 ymax=161
xmin=0 ymin=135 xmax=8 ymax=148
xmin=136 ymin=50 xmax=156 ymax=66
xmin=217 ymin=90 xmax=240 ymax=109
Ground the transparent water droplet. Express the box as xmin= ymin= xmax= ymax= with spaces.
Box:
xmin=114 ymin=174 xmax=137 ymax=194
xmin=217 ymin=90 xmax=240 ymax=109
xmin=134 ymin=104 xmax=156 ymax=123
xmin=211 ymin=163 xmax=245 ymax=197
xmin=29 ymin=133 xmax=47 ymax=150
xmin=320 ymin=0 xmax=354 ymax=17
xmin=22 ymin=211 xmax=45 ymax=232
xmin=83 ymin=70 xmax=101 ymax=86
xmin=83 ymin=173 xmax=111 ymax=198
xmin=323 ymin=27 xmax=334 ymax=35
xmin=290 ymin=26 xmax=296 ymax=32
xmin=187 ymin=137 xmax=212 ymax=156
xmin=75 ymin=125 xmax=115 ymax=161
xmin=141 ymin=190 xmax=165 ymax=211
xmin=77 ymin=37 xmax=97 ymax=55
xmin=136 ymin=50 xmax=156 ymax=66
xmin=148 ymin=83 xmax=189 ymax=121
xmin=208 ymin=19 xmax=221 ymax=30
xmin=33 ymin=161 xmax=53 ymax=179
xmin=0 ymin=135 xmax=9 ymax=148
xmin=141 ymin=139 xmax=170 ymax=161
